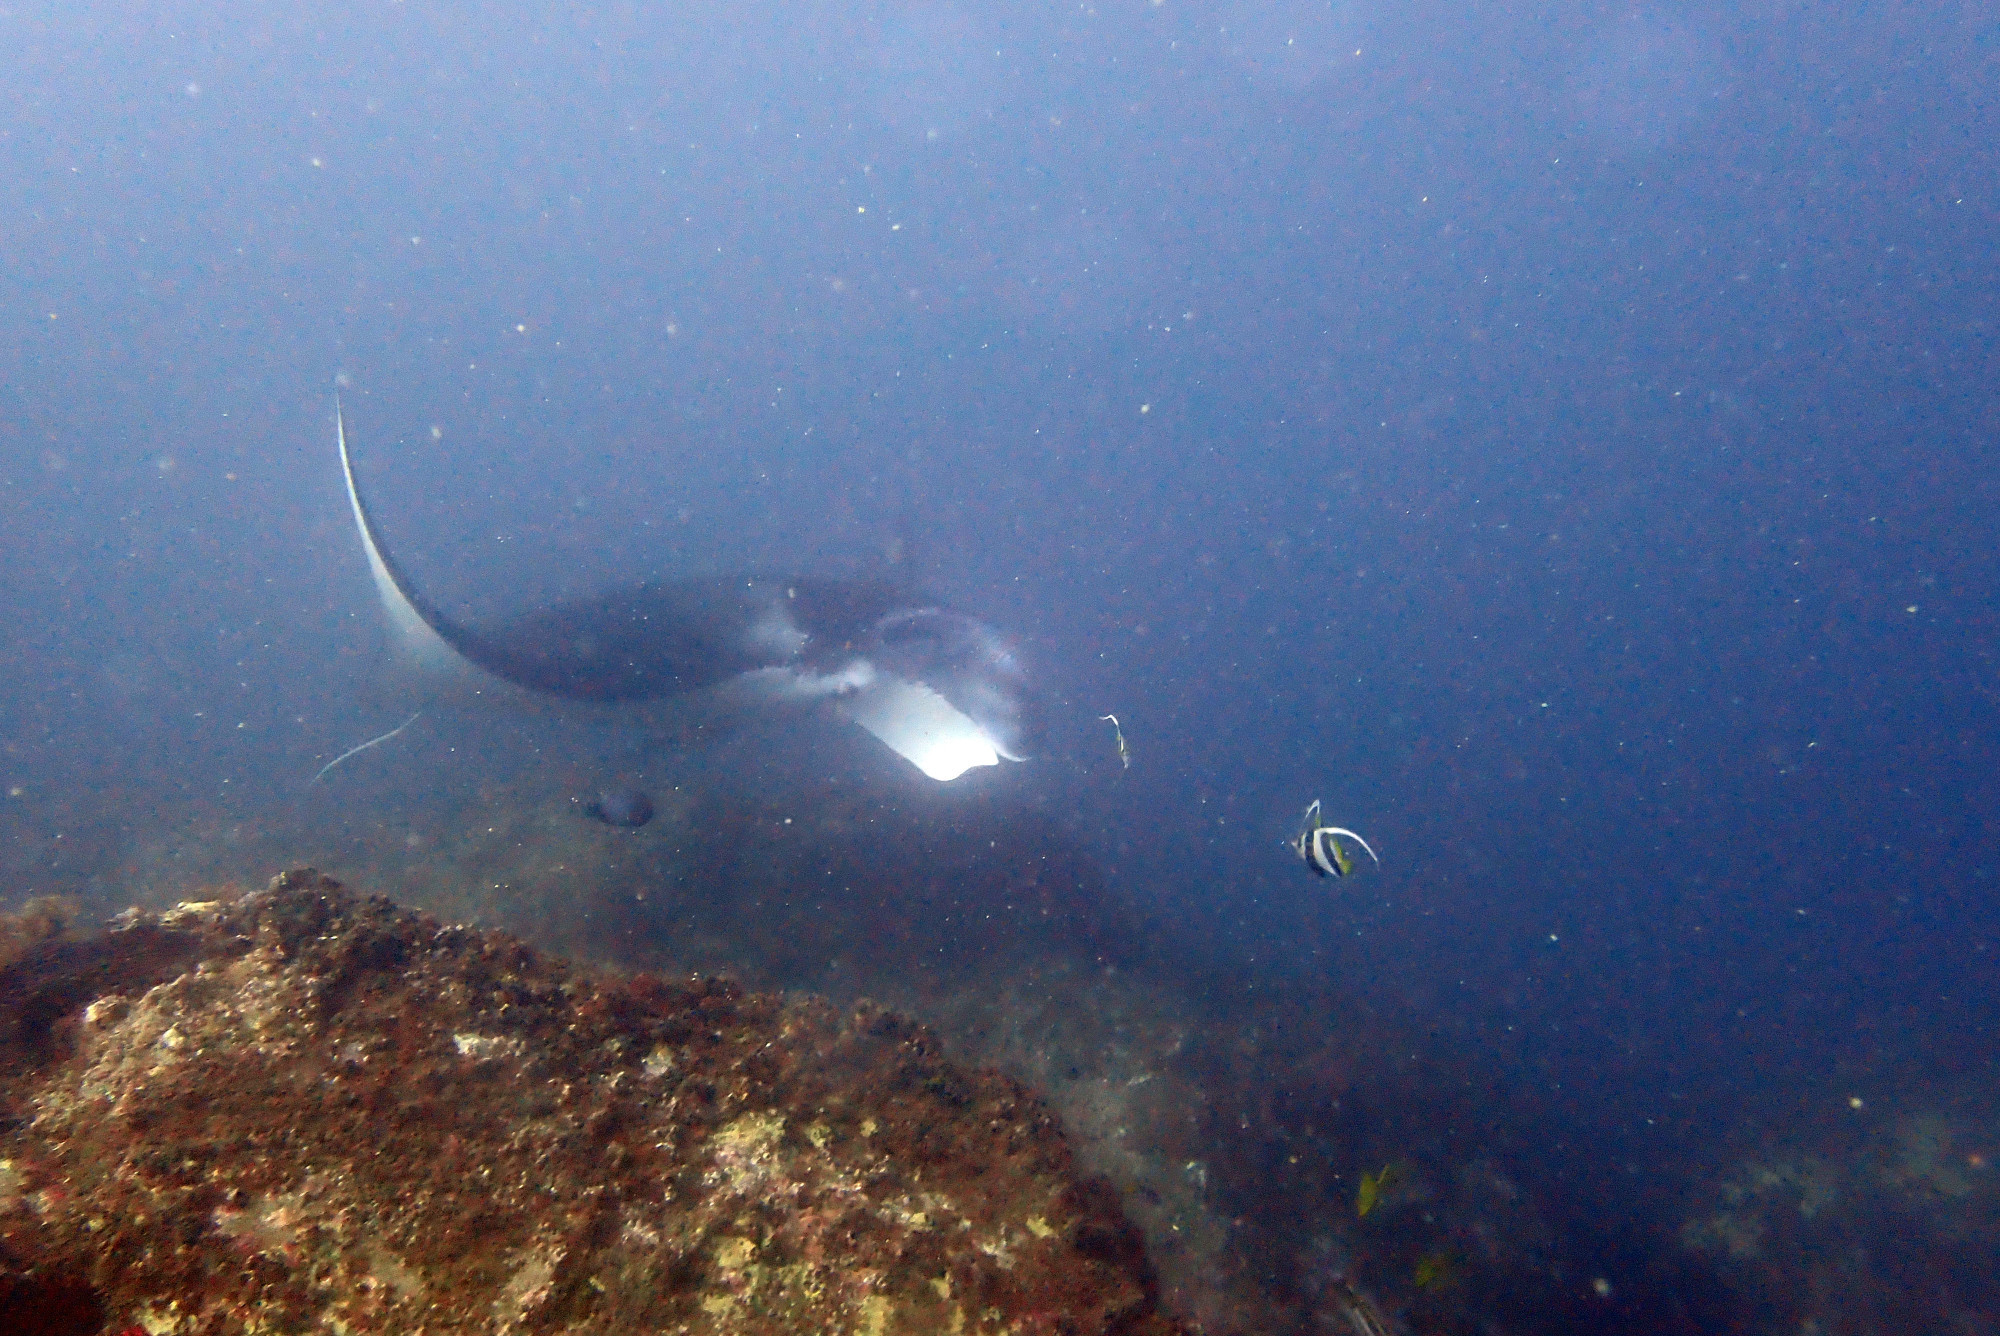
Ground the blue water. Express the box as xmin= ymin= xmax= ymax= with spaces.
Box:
xmin=4 ymin=0 xmax=1996 ymax=1330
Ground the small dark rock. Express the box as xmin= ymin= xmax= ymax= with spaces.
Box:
xmin=584 ymin=787 xmax=654 ymax=829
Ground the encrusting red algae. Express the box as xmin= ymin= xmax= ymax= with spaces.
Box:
xmin=0 ymin=869 xmax=1182 ymax=1336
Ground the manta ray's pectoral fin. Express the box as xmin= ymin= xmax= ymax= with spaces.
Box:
xmin=336 ymin=398 xmax=509 ymax=699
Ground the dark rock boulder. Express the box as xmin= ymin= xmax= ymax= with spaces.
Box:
xmin=0 ymin=869 xmax=1181 ymax=1336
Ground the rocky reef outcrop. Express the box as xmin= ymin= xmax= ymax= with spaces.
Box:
xmin=0 ymin=870 xmax=1181 ymax=1336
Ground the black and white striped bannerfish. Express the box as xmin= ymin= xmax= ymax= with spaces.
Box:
xmin=1292 ymin=799 xmax=1380 ymax=878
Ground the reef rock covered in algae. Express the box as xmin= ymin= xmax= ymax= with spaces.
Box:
xmin=0 ymin=870 xmax=1181 ymax=1336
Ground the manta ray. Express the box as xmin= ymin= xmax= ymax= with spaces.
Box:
xmin=335 ymin=400 xmax=1039 ymax=782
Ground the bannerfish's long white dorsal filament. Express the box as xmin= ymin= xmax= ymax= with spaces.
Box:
xmin=1324 ymin=827 xmax=1380 ymax=866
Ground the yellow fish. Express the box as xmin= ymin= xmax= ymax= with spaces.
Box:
xmin=1355 ymin=1163 xmax=1403 ymax=1217
xmin=1413 ymin=1251 xmax=1457 ymax=1291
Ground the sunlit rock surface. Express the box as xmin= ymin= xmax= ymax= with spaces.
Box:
xmin=0 ymin=871 xmax=1182 ymax=1336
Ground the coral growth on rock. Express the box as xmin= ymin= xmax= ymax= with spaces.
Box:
xmin=0 ymin=869 xmax=1182 ymax=1336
